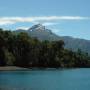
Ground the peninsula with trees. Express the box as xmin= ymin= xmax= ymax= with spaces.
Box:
xmin=0 ymin=24 xmax=90 ymax=69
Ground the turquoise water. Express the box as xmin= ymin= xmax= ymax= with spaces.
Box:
xmin=0 ymin=68 xmax=90 ymax=90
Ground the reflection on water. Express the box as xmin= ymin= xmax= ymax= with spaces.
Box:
xmin=0 ymin=87 xmax=29 ymax=90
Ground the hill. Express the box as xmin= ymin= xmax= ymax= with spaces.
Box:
xmin=15 ymin=24 xmax=90 ymax=54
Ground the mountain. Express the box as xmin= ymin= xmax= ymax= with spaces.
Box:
xmin=15 ymin=24 xmax=90 ymax=54
xmin=60 ymin=36 xmax=90 ymax=53
xmin=16 ymin=24 xmax=60 ymax=41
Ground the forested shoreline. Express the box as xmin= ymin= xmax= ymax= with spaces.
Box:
xmin=0 ymin=29 xmax=90 ymax=68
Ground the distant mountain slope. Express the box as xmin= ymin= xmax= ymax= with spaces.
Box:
xmin=15 ymin=24 xmax=90 ymax=54
xmin=16 ymin=24 xmax=60 ymax=41
xmin=60 ymin=36 xmax=90 ymax=53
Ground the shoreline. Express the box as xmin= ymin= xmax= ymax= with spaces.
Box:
xmin=0 ymin=66 xmax=89 ymax=71
xmin=0 ymin=66 xmax=61 ymax=71
xmin=0 ymin=66 xmax=29 ymax=71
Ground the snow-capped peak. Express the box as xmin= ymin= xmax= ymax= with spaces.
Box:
xmin=28 ymin=24 xmax=45 ymax=31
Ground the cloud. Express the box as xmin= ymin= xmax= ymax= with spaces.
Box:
xmin=0 ymin=20 xmax=15 ymax=25
xmin=52 ymin=29 xmax=61 ymax=33
xmin=0 ymin=16 xmax=89 ymax=25
xmin=42 ymin=22 xmax=58 ymax=26
xmin=16 ymin=27 xmax=29 ymax=30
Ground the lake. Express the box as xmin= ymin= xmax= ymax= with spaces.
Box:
xmin=0 ymin=68 xmax=90 ymax=90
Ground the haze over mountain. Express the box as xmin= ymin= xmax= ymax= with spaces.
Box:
xmin=16 ymin=24 xmax=90 ymax=54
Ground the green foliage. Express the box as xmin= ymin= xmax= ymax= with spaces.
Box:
xmin=0 ymin=29 xmax=90 ymax=68
xmin=4 ymin=50 xmax=15 ymax=66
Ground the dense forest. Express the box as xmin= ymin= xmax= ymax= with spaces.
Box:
xmin=0 ymin=28 xmax=90 ymax=68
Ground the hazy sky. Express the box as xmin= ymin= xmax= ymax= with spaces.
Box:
xmin=0 ymin=0 xmax=90 ymax=40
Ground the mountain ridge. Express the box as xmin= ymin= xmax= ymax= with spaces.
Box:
xmin=15 ymin=24 xmax=90 ymax=54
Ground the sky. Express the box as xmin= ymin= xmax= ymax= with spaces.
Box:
xmin=0 ymin=0 xmax=90 ymax=40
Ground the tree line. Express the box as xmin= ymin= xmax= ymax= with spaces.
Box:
xmin=0 ymin=29 xmax=90 ymax=68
